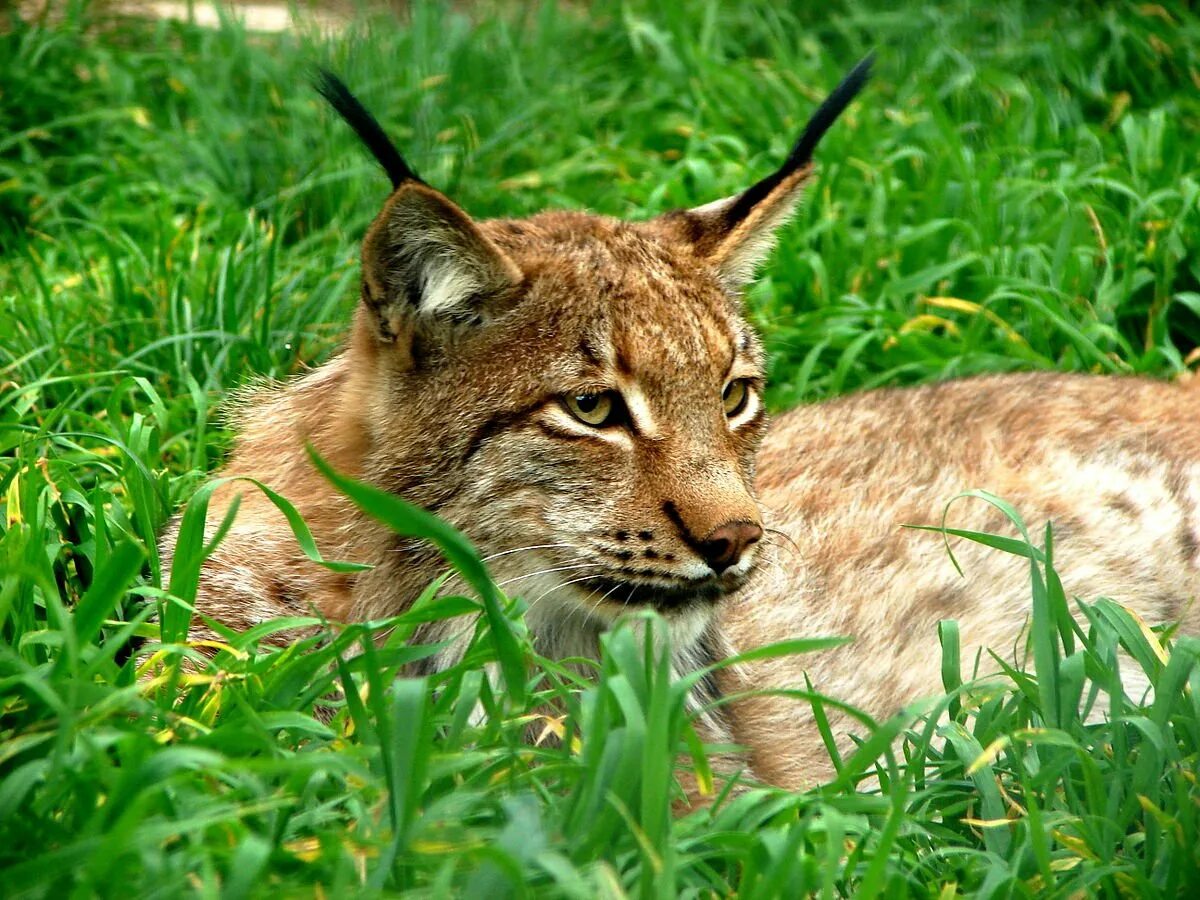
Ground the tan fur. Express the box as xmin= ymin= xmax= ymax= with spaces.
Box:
xmin=160 ymin=81 xmax=1199 ymax=791
xmin=717 ymin=373 xmax=1200 ymax=788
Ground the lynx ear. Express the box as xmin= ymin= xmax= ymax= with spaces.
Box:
xmin=660 ymin=54 xmax=873 ymax=288
xmin=361 ymin=184 xmax=522 ymax=339
xmin=316 ymin=70 xmax=521 ymax=342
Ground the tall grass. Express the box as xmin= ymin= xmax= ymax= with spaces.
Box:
xmin=2 ymin=0 xmax=1199 ymax=894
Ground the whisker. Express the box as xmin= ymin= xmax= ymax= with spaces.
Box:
xmin=764 ymin=526 xmax=802 ymax=558
xmin=612 ymin=583 xmax=637 ymax=614
xmin=523 ymin=575 xmax=612 ymax=652
xmin=480 ymin=542 xmax=579 ymax=563
xmin=527 ymin=573 xmax=607 ymax=607
xmin=495 ymin=563 xmax=603 ymax=588
xmin=583 ymin=580 xmax=625 ymax=622
xmin=751 ymin=556 xmax=810 ymax=595
xmin=440 ymin=542 xmax=584 ymax=593
xmin=556 ymin=578 xmax=624 ymax=641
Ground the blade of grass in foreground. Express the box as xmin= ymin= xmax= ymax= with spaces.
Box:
xmin=307 ymin=445 xmax=527 ymax=708
xmin=162 ymin=473 xmax=370 ymax=642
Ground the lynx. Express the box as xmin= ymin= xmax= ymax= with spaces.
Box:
xmin=161 ymin=56 xmax=1200 ymax=790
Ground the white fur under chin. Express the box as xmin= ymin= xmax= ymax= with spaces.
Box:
xmin=440 ymin=572 xmax=733 ymax=741
xmin=521 ymin=578 xmax=719 ymax=670
xmin=425 ymin=567 xmax=728 ymax=714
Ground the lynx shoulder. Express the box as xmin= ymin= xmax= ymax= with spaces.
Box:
xmin=159 ymin=56 xmax=1200 ymax=789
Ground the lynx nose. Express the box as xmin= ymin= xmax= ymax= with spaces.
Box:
xmin=699 ymin=522 xmax=763 ymax=574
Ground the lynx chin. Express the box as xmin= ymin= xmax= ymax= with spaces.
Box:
xmin=160 ymin=55 xmax=1200 ymax=790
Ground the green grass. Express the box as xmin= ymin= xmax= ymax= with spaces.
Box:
xmin=2 ymin=0 xmax=1200 ymax=895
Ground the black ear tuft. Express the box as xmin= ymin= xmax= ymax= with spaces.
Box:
xmin=657 ymin=53 xmax=877 ymax=288
xmin=723 ymin=53 xmax=874 ymax=226
xmin=315 ymin=68 xmax=424 ymax=190
xmin=782 ymin=53 xmax=874 ymax=173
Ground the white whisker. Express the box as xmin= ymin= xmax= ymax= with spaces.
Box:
xmin=526 ymin=572 xmax=607 ymax=607
xmin=495 ymin=563 xmax=603 ymax=588
xmin=480 ymin=542 xmax=579 ymax=563
xmin=619 ymin=584 xmax=637 ymax=611
xmin=439 ymin=542 xmax=584 ymax=593
xmin=582 ymin=580 xmax=625 ymax=623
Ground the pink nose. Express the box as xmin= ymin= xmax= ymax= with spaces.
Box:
xmin=698 ymin=521 xmax=763 ymax=574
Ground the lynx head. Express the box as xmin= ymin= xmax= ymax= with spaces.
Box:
xmin=317 ymin=59 xmax=871 ymax=645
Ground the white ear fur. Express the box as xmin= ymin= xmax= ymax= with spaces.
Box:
xmin=382 ymin=191 xmax=519 ymax=320
xmin=363 ymin=184 xmax=522 ymax=337
xmin=417 ymin=262 xmax=486 ymax=317
xmin=700 ymin=186 xmax=807 ymax=288
xmin=680 ymin=167 xmax=813 ymax=289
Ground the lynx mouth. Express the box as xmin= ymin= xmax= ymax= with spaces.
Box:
xmin=587 ymin=572 xmax=746 ymax=613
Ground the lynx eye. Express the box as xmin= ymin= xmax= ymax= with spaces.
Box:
xmin=563 ymin=391 xmax=620 ymax=427
xmin=723 ymin=379 xmax=751 ymax=417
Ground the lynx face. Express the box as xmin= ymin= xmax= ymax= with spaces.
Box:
xmin=363 ymin=211 xmax=770 ymax=634
xmin=307 ymin=58 xmax=873 ymax=644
